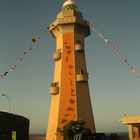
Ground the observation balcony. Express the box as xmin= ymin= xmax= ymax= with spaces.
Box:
xmin=76 ymin=70 xmax=88 ymax=82
xmin=49 ymin=83 xmax=59 ymax=95
xmin=53 ymin=49 xmax=61 ymax=61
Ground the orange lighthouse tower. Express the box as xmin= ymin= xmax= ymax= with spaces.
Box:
xmin=46 ymin=0 xmax=96 ymax=140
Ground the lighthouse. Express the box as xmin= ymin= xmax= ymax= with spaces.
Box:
xmin=46 ymin=0 xmax=96 ymax=140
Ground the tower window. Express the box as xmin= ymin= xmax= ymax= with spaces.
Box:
xmin=75 ymin=41 xmax=83 ymax=52
xmin=79 ymin=70 xmax=84 ymax=74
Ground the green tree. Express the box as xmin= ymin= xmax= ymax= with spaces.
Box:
xmin=60 ymin=119 xmax=85 ymax=140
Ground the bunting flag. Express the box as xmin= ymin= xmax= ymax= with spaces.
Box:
xmin=10 ymin=65 xmax=16 ymax=71
xmin=88 ymin=22 xmax=139 ymax=76
xmin=0 ymin=22 xmax=139 ymax=79
xmin=0 ymin=26 xmax=48 ymax=79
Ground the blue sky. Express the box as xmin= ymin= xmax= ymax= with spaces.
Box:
xmin=0 ymin=0 xmax=140 ymax=134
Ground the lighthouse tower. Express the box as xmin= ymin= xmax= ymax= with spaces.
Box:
xmin=46 ymin=0 xmax=96 ymax=140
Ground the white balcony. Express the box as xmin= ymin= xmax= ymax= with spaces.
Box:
xmin=76 ymin=71 xmax=88 ymax=82
xmin=53 ymin=52 xmax=61 ymax=61
xmin=49 ymin=83 xmax=59 ymax=95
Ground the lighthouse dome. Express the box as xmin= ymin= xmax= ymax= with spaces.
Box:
xmin=62 ymin=0 xmax=77 ymax=10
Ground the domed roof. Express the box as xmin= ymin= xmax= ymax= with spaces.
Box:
xmin=62 ymin=0 xmax=77 ymax=10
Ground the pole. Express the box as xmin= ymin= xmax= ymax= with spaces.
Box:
xmin=2 ymin=93 xmax=10 ymax=112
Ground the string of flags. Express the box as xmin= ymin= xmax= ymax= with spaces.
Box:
xmin=88 ymin=22 xmax=139 ymax=76
xmin=0 ymin=27 xmax=48 ymax=79
xmin=0 ymin=22 xmax=139 ymax=79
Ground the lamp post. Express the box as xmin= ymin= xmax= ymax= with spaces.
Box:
xmin=2 ymin=93 xmax=10 ymax=112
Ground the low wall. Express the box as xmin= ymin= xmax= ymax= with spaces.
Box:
xmin=29 ymin=133 xmax=129 ymax=140
xmin=106 ymin=133 xmax=129 ymax=140
xmin=29 ymin=136 xmax=45 ymax=140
